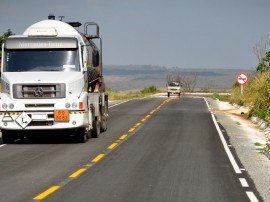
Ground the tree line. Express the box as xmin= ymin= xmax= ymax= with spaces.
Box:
xmin=0 ymin=29 xmax=14 ymax=65
xmin=253 ymin=35 xmax=270 ymax=73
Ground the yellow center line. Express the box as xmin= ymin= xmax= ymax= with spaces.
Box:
xmin=128 ymin=128 xmax=135 ymax=133
xmin=69 ymin=168 xmax=87 ymax=178
xmin=33 ymin=186 xmax=60 ymax=200
xmin=32 ymin=99 xmax=171 ymax=201
xmin=134 ymin=122 xmax=141 ymax=127
xmin=91 ymin=154 xmax=105 ymax=163
xmin=119 ymin=134 xmax=128 ymax=140
xmin=150 ymin=110 xmax=156 ymax=114
xmin=107 ymin=142 xmax=118 ymax=150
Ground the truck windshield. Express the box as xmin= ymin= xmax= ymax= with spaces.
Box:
xmin=169 ymin=82 xmax=180 ymax=86
xmin=4 ymin=48 xmax=80 ymax=72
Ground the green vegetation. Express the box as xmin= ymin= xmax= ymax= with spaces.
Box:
xmin=108 ymin=86 xmax=160 ymax=100
xmin=230 ymin=56 xmax=270 ymax=125
xmin=256 ymin=51 xmax=270 ymax=73
xmin=0 ymin=29 xmax=14 ymax=64
xmin=212 ymin=92 xmax=230 ymax=102
xmin=255 ymin=140 xmax=270 ymax=155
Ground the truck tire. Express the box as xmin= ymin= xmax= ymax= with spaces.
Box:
xmin=100 ymin=114 xmax=107 ymax=132
xmin=167 ymin=92 xmax=170 ymax=97
xmin=1 ymin=130 xmax=14 ymax=144
xmin=76 ymin=128 xmax=88 ymax=143
xmin=91 ymin=118 xmax=100 ymax=138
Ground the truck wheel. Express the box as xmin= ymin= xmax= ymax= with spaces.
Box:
xmin=91 ymin=119 xmax=100 ymax=138
xmin=167 ymin=92 xmax=170 ymax=97
xmin=1 ymin=130 xmax=14 ymax=144
xmin=100 ymin=114 xmax=107 ymax=132
xmin=76 ymin=128 xmax=88 ymax=143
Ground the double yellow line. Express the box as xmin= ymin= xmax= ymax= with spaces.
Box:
xmin=33 ymin=98 xmax=175 ymax=200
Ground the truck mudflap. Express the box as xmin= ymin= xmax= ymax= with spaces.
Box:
xmin=0 ymin=110 xmax=89 ymax=130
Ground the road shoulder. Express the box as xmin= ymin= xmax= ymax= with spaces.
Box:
xmin=206 ymin=97 xmax=270 ymax=202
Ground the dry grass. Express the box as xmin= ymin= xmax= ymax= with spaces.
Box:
xmin=230 ymin=70 xmax=270 ymax=125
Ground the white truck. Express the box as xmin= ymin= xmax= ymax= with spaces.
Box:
xmin=167 ymin=81 xmax=181 ymax=97
xmin=0 ymin=15 xmax=108 ymax=143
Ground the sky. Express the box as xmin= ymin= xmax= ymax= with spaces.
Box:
xmin=0 ymin=0 xmax=270 ymax=69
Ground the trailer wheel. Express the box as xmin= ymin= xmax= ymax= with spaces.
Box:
xmin=1 ymin=130 xmax=14 ymax=144
xmin=91 ymin=118 xmax=100 ymax=138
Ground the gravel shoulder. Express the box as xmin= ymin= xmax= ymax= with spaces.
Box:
xmin=206 ymin=97 xmax=270 ymax=202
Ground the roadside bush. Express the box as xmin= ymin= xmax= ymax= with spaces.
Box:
xmin=230 ymin=70 xmax=270 ymax=125
xmin=107 ymin=86 xmax=160 ymax=100
xmin=212 ymin=93 xmax=230 ymax=102
xmin=140 ymin=86 xmax=160 ymax=94
xmin=250 ymin=72 xmax=270 ymax=122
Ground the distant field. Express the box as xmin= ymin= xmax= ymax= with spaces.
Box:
xmin=103 ymin=65 xmax=254 ymax=91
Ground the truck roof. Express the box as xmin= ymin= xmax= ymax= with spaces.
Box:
xmin=22 ymin=20 xmax=85 ymax=43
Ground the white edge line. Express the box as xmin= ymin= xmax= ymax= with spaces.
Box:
xmin=239 ymin=178 xmax=249 ymax=187
xmin=108 ymin=100 xmax=130 ymax=109
xmin=203 ymin=97 xmax=242 ymax=174
xmin=246 ymin=191 xmax=259 ymax=202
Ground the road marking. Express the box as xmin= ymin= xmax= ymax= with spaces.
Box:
xmin=31 ymin=98 xmax=173 ymax=200
xmin=128 ymin=128 xmax=135 ymax=133
xmin=0 ymin=144 xmax=6 ymax=148
xmin=203 ymin=98 xmax=242 ymax=174
xmin=33 ymin=186 xmax=60 ymax=200
xmin=246 ymin=191 xmax=259 ymax=202
xmin=211 ymin=113 xmax=242 ymax=174
xmin=119 ymin=134 xmax=128 ymax=140
xmin=150 ymin=110 xmax=156 ymax=114
xmin=204 ymin=97 xmax=260 ymax=202
xmin=91 ymin=154 xmax=105 ymax=163
xmin=69 ymin=168 xmax=87 ymax=178
xmin=239 ymin=178 xmax=249 ymax=187
xmin=134 ymin=123 xmax=141 ymax=127
xmin=108 ymin=143 xmax=118 ymax=150
xmin=109 ymin=100 xmax=130 ymax=108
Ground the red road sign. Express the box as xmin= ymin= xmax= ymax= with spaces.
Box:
xmin=236 ymin=72 xmax=248 ymax=85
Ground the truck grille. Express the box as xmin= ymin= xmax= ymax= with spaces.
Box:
xmin=13 ymin=84 xmax=66 ymax=99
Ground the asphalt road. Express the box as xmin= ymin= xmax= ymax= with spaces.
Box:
xmin=0 ymin=97 xmax=261 ymax=202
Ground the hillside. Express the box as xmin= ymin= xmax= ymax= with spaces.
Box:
xmin=103 ymin=65 xmax=253 ymax=91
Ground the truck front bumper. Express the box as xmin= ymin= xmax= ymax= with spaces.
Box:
xmin=0 ymin=110 xmax=89 ymax=130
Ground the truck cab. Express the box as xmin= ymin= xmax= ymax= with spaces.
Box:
xmin=0 ymin=17 xmax=108 ymax=143
xmin=167 ymin=81 xmax=181 ymax=97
